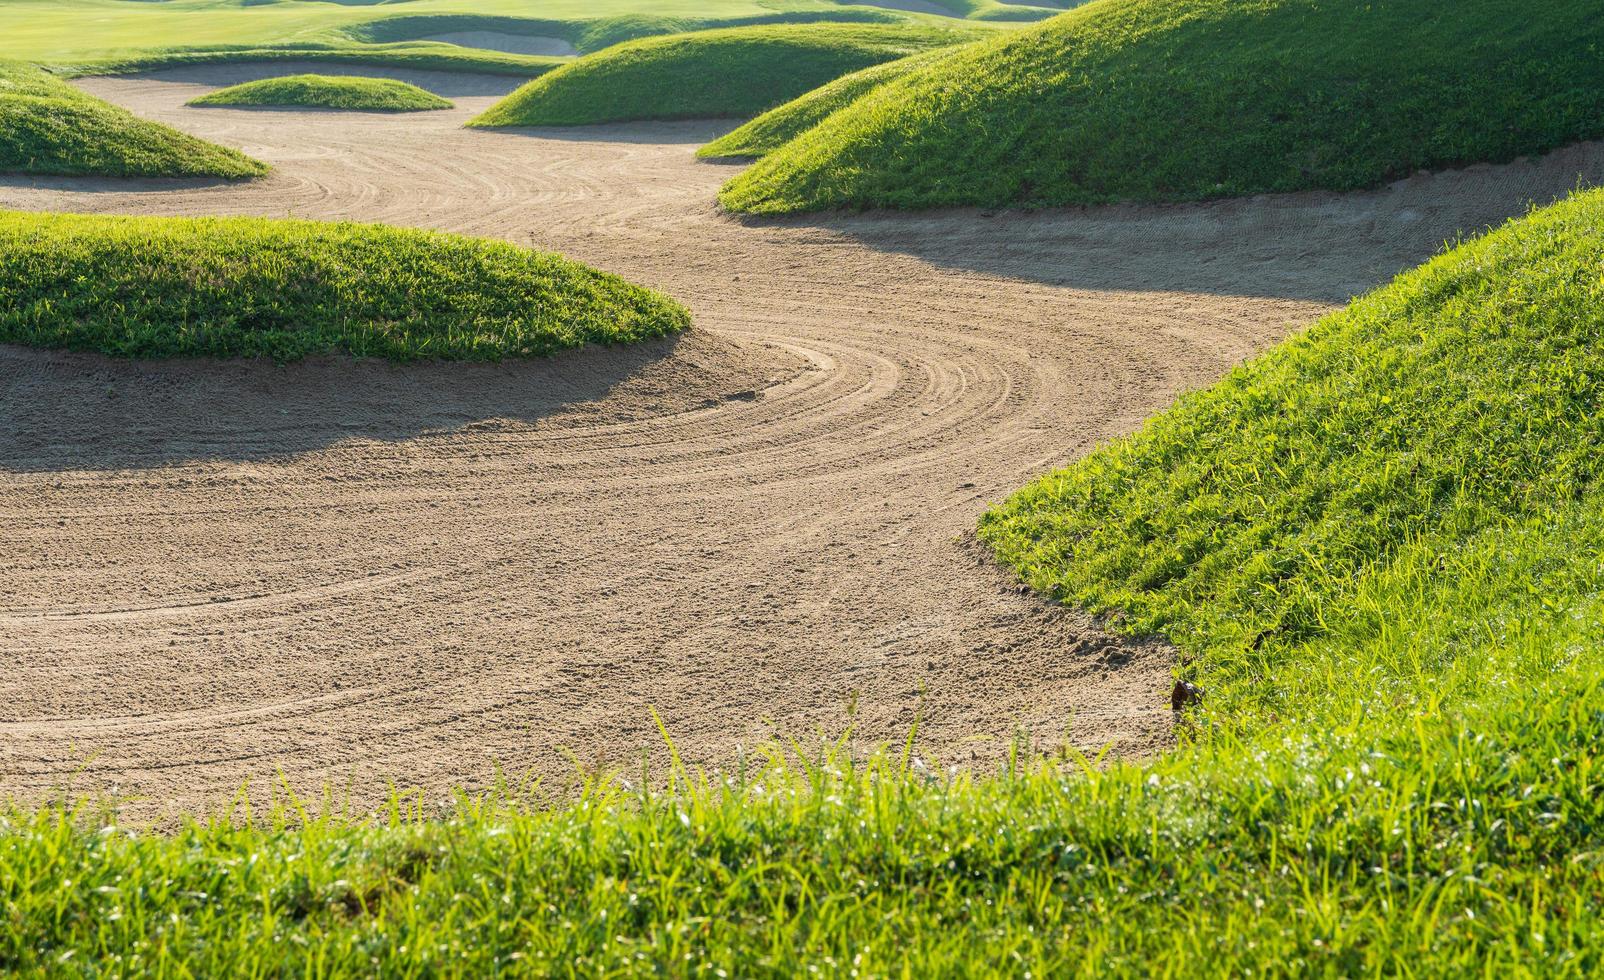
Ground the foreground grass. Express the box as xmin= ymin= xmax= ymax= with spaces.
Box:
xmin=0 ymin=212 xmax=688 ymax=360
xmin=697 ymin=45 xmax=961 ymax=158
xmin=0 ymin=62 xmax=266 ymax=178
xmin=722 ymin=0 xmax=1604 ymax=212
xmin=189 ymin=74 xmax=453 ymax=112
xmin=8 ymin=195 xmax=1604 ymax=974
xmin=470 ymin=22 xmax=989 ymax=127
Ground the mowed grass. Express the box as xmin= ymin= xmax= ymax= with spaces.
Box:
xmin=0 ymin=62 xmax=266 ymax=178
xmin=189 ymin=74 xmax=453 ymax=112
xmin=721 ymin=0 xmax=1604 ymax=212
xmin=697 ymin=45 xmax=961 ymax=158
xmin=469 ymin=22 xmax=991 ymax=127
xmin=13 ymin=0 xmax=961 ymax=77
xmin=0 ymin=211 xmax=689 ymax=361
xmin=8 ymin=195 xmax=1604 ymax=974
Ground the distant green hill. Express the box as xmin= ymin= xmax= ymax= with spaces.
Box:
xmin=470 ymin=22 xmax=991 ymax=127
xmin=0 ymin=62 xmax=266 ymax=178
xmin=190 ymin=74 xmax=453 ymax=112
xmin=722 ymin=0 xmax=1604 ymax=213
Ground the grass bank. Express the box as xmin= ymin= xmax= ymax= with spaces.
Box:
xmin=189 ymin=74 xmax=453 ymax=112
xmin=697 ymin=45 xmax=961 ymax=159
xmin=6 ymin=189 xmax=1603 ymax=976
xmin=721 ymin=0 xmax=1604 ymax=212
xmin=0 ymin=211 xmax=688 ymax=361
xmin=0 ymin=61 xmax=266 ymax=178
xmin=469 ymin=22 xmax=989 ymax=127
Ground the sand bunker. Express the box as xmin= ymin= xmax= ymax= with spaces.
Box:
xmin=3 ymin=65 xmax=1600 ymax=817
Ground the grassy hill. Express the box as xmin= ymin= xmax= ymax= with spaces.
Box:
xmin=8 ymin=192 xmax=1604 ymax=973
xmin=469 ymin=22 xmax=990 ymax=127
xmin=189 ymin=74 xmax=453 ymax=112
xmin=0 ymin=211 xmax=688 ymax=360
xmin=697 ymin=45 xmax=961 ymax=158
xmin=721 ymin=0 xmax=1604 ymax=213
xmin=0 ymin=62 xmax=266 ymax=178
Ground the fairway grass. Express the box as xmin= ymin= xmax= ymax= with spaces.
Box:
xmin=6 ymin=189 xmax=1604 ymax=977
xmin=0 ymin=212 xmax=689 ymax=361
xmin=721 ymin=0 xmax=1604 ymax=213
xmin=189 ymin=74 xmax=453 ymax=112
xmin=469 ymin=22 xmax=991 ymax=127
xmin=0 ymin=62 xmax=266 ymax=179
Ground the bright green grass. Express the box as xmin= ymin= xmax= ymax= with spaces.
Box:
xmin=697 ymin=45 xmax=960 ymax=158
xmin=189 ymin=73 xmax=453 ymax=111
xmin=0 ymin=211 xmax=688 ymax=360
xmin=0 ymin=61 xmax=267 ymax=178
xmin=7 ymin=196 xmax=1604 ymax=972
xmin=468 ymin=22 xmax=993 ymax=127
xmin=722 ymin=0 xmax=1604 ymax=213
xmin=7 ymin=0 xmax=1019 ymax=76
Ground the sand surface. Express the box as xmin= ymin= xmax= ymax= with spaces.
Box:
xmin=3 ymin=65 xmax=1600 ymax=818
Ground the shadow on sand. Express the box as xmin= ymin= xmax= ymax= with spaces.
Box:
xmin=0 ymin=334 xmax=707 ymax=472
xmin=722 ymin=140 xmax=1604 ymax=303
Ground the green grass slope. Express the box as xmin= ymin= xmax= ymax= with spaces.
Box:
xmin=0 ymin=62 xmax=266 ymax=178
xmin=722 ymin=0 xmax=1604 ymax=213
xmin=189 ymin=74 xmax=452 ymax=111
xmin=469 ymin=22 xmax=989 ymax=127
xmin=7 ymin=197 xmax=1604 ymax=973
xmin=697 ymin=45 xmax=960 ymax=158
xmin=0 ymin=211 xmax=688 ymax=360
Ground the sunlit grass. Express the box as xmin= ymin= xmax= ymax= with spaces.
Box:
xmin=0 ymin=61 xmax=266 ymax=178
xmin=469 ymin=22 xmax=993 ymax=127
xmin=189 ymin=74 xmax=453 ymax=112
xmin=0 ymin=211 xmax=689 ymax=361
xmin=722 ymin=0 xmax=1604 ymax=213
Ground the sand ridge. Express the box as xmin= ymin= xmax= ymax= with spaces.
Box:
xmin=2 ymin=65 xmax=1600 ymax=818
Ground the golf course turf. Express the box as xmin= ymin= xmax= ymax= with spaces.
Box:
xmin=0 ymin=62 xmax=266 ymax=179
xmin=720 ymin=0 xmax=1604 ymax=212
xmin=189 ymin=74 xmax=453 ymax=112
xmin=697 ymin=46 xmax=962 ymax=159
xmin=0 ymin=211 xmax=689 ymax=360
xmin=469 ymin=22 xmax=991 ymax=127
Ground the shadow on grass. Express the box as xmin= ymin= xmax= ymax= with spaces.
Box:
xmin=727 ymin=140 xmax=1604 ymax=303
xmin=0 ymin=334 xmax=696 ymax=472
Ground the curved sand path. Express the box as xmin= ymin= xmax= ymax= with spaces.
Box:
xmin=3 ymin=65 xmax=1600 ymax=817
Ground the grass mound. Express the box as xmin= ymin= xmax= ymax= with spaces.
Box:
xmin=469 ymin=22 xmax=988 ymax=127
xmin=697 ymin=45 xmax=960 ymax=159
xmin=722 ymin=0 xmax=1604 ymax=212
xmin=0 ymin=211 xmax=688 ymax=360
xmin=0 ymin=61 xmax=266 ymax=178
xmin=7 ymin=197 xmax=1604 ymax=973
xmin=189 ymin=73 xmax=452 ymax=111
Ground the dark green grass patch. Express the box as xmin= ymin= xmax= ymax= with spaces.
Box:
xmin=697 ymin=45 xmax=961 ymax=159
xmin=0 ymin=211 xmax=688 ymax=361
xmin=0 ymin=61 xmax=266 ymax=178
xmin=469 ymin=22 xmax=991 ymax=127
xmin=189 ymin=73 xmax=452 ymax=111
xmin=722 ymin=0 xmax=1604 ymax=213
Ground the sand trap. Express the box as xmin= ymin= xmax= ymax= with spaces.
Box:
xmin=3 ymin=67 xmax=1600 ymax=818
xmin=423 ymin=31 xmax=577 ymax=57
